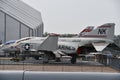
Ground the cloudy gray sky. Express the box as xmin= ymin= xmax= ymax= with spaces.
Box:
xmin=22 ymin=0 xmax=120 ymax=35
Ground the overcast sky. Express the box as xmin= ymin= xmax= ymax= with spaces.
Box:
xmin=22 ymin=0 xmax=120 ymax=35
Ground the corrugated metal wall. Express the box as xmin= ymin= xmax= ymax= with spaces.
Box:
xmin=0 ymin=11 xmax=5 ymax=42
xmin=0 ymin=0 xmax=44 ymax=43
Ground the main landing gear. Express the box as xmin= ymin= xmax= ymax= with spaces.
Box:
xmin=70 ymin=54 xmax=77 ymax=64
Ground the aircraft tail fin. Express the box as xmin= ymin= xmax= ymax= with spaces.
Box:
xmin=80 ymin=23 xmax=115 ymax=39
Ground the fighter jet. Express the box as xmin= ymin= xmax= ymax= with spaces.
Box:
xmin=0 ymin=23 xmax=117 ymax=64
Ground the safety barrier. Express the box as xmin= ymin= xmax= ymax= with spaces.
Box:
xmin=109 ymin=58 xmax=120 ymax=71
xmin=0 ymin=71 xmax=120 ymax=80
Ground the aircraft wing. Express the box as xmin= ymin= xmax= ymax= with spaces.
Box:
xmin=38 ymin=34 xmax=59 ymax=52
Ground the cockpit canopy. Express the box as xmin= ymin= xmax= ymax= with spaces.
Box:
xmin=4 ymin=40 xmax=16 ymax=45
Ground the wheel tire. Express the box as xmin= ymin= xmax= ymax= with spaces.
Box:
xmin=55 ymin=58 xmax=61 ymax=62
xmin=34 ymin=56 xmax=39 ymax=60
xmin=43 ymin=60 xmax=48 ymax=63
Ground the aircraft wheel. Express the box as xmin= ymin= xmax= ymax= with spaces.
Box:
xmin=43 ymin=60 xmax=49 ymax=63
xmin=34 ymin=56 xmax=39 ymax=60
xmin=55 ymin=58 xmax=61 ymax=62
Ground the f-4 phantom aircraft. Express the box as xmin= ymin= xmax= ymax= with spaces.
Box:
xmin=0 ymin=34 xmax=59 ymax=62
xmin=0 ymin=23 xmax=117 ymax=64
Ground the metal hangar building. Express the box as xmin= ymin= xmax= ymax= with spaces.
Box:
xmin=0 ymin=0 xmax=44 ymax=43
